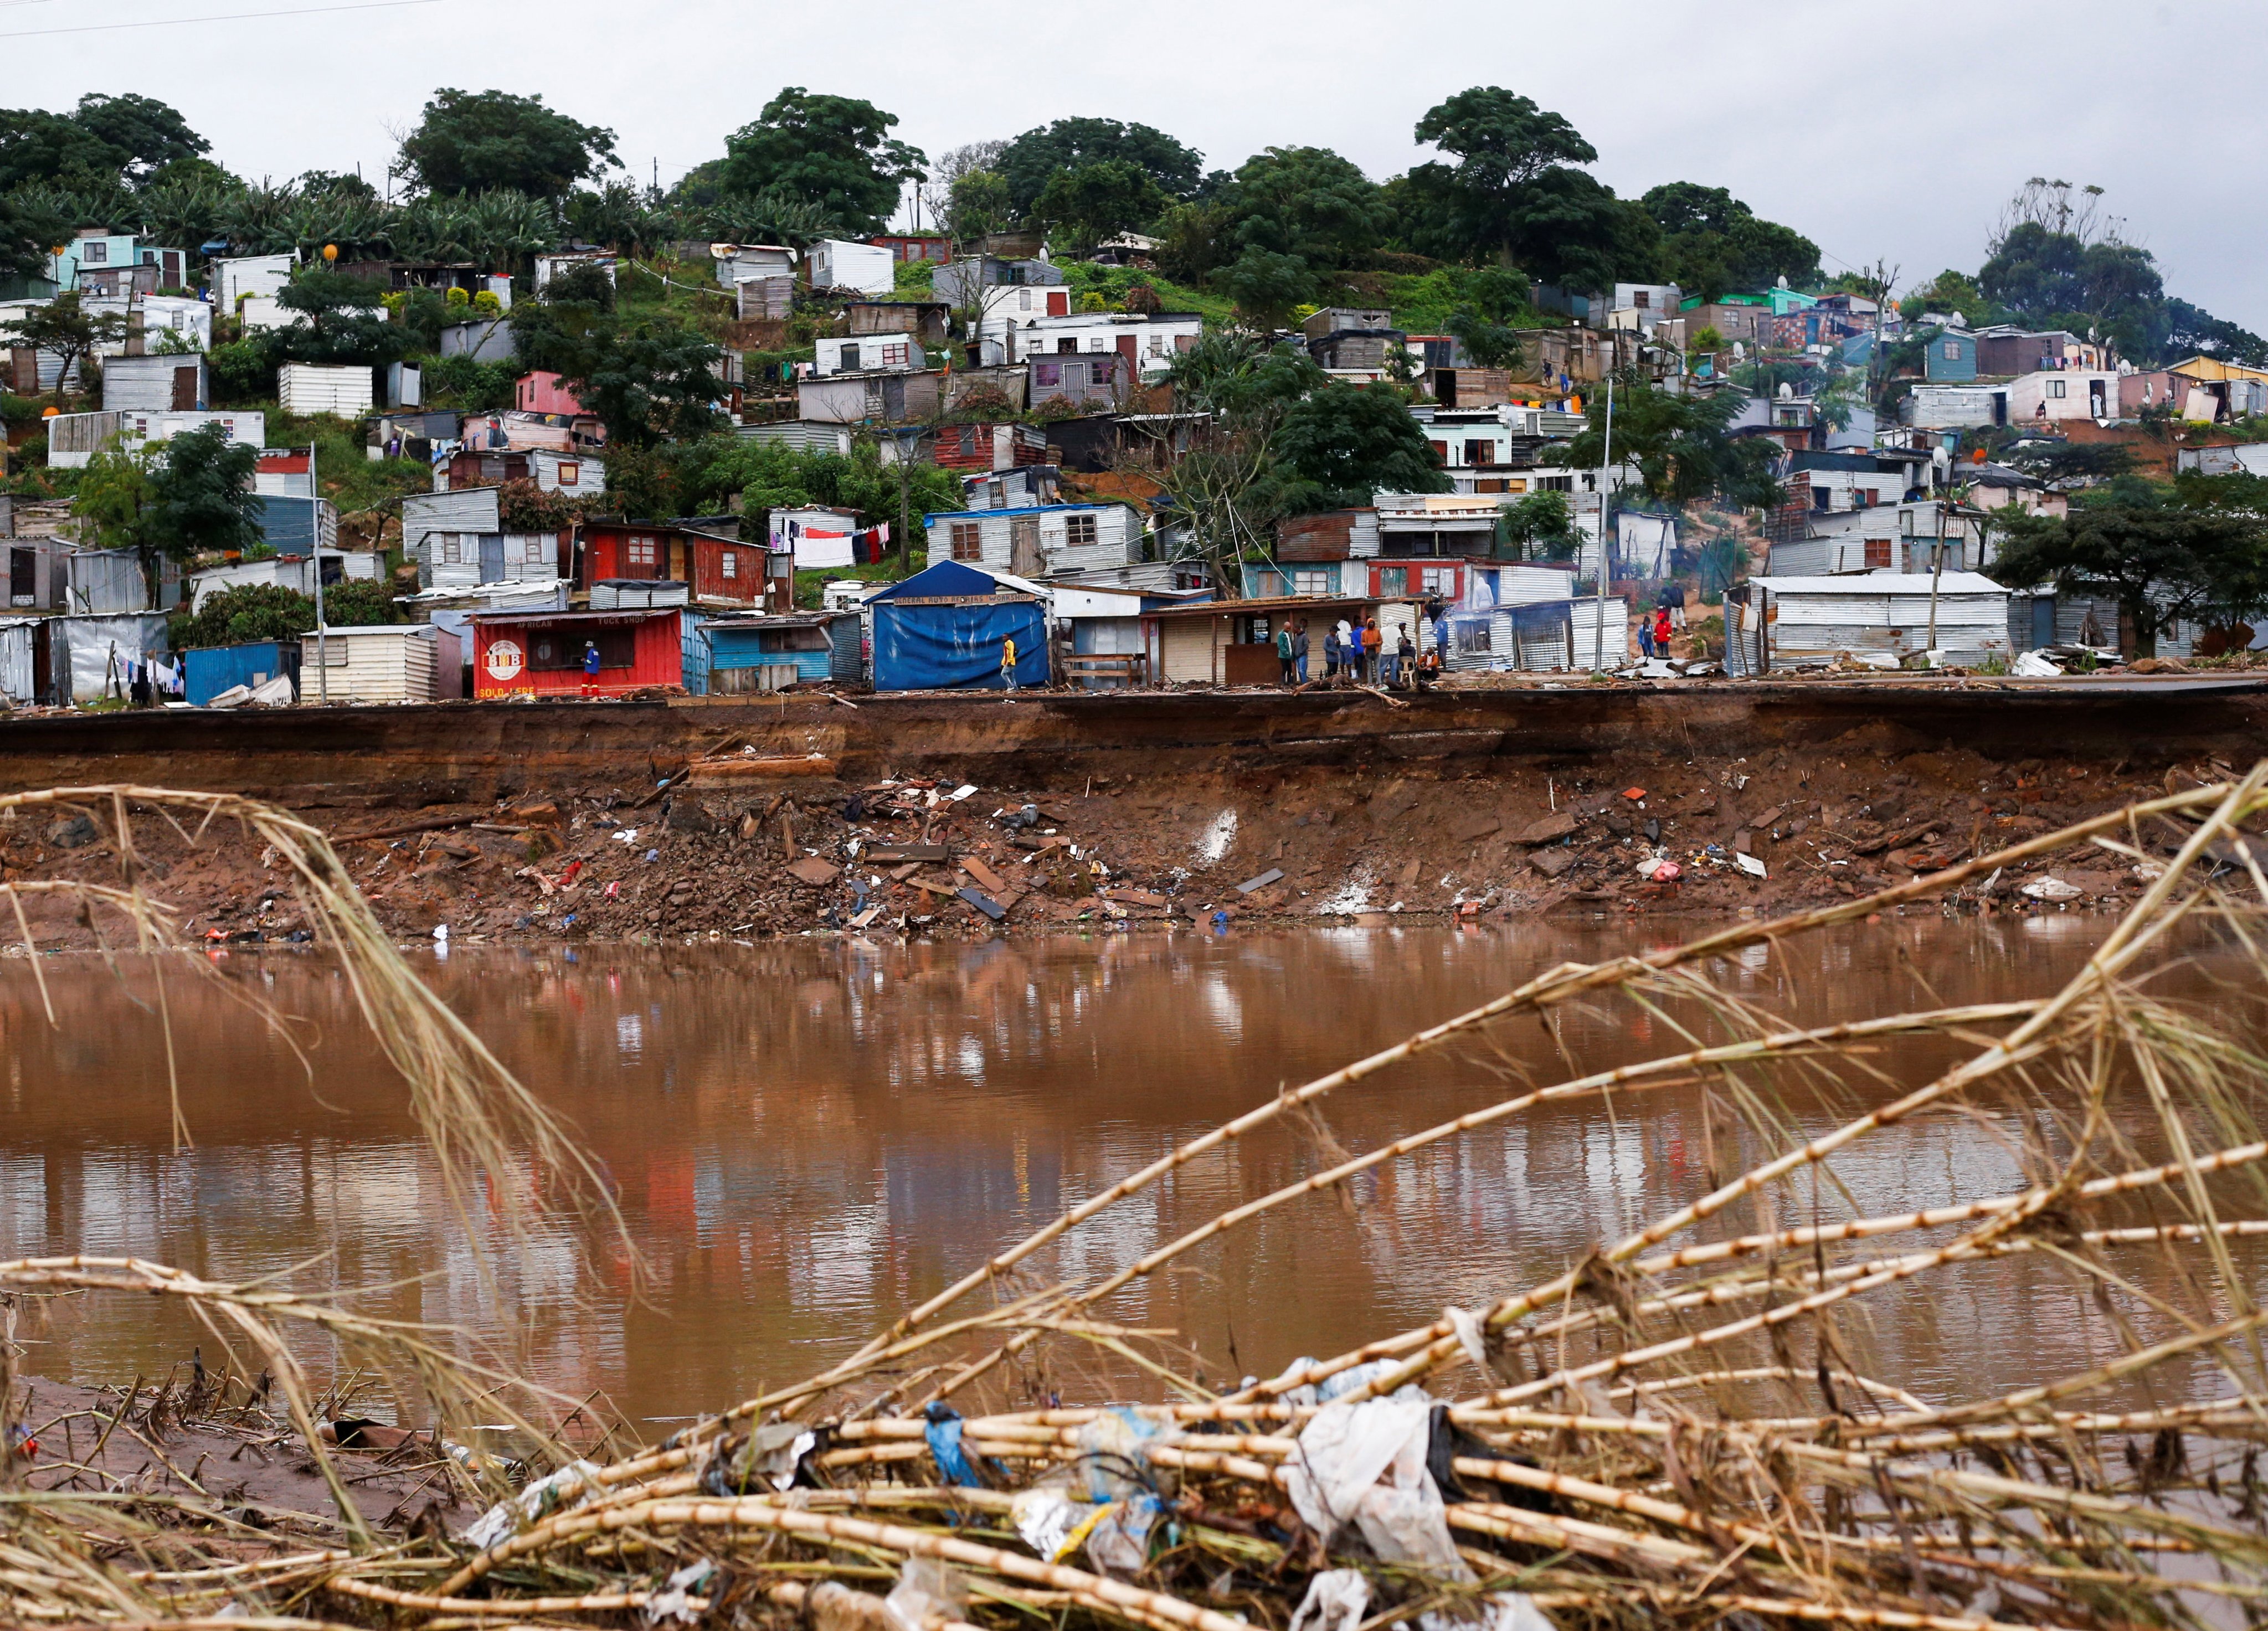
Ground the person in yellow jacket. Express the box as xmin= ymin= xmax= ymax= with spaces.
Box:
xmin=1001 ymin=634 xmax=1019 ymax=692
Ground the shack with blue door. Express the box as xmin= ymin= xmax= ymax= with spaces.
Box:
xmin=867 ymin=560 xmax=1047 ymax=692
xmin=183 ymin=640 xmax=299 ymax=705
xmin=703 ymin=611 xmax=862 ymax=692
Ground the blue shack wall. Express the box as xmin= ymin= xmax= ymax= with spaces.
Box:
xmin=708 ymin=617 xmax=863 ymax=683
xmin=184 ymin=641 xmax=295 ymax=705
xmin=872 ymin=600 xmax=1046 ymax=691
xmin=681 ymin=611 xmax=711 ymax=696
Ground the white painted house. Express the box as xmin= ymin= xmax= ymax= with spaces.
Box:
xmin=2005 ymin=369 xmax=2117 ymax=424
xmin=807 ymin=240 xmax=896 ymax=296
xmin=926 ymin=503 xmax=1141 ymax=578
xmin=975 ymin=309 xmax=1202 ymax=372
xmin=814 ymin=334 xmax=925 ymax=375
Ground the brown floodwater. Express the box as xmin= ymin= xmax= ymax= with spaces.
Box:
xmin=3 ymin=917 xmax=2262 ymax=1428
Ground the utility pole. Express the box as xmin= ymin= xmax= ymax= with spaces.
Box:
xmin=1924 ymin=496 xmax=1946 ymax=663
xmin=310 ymin=440 xmax=328 ymax=704
xmin=1590 ymin=374 xmax=1615 ymax=671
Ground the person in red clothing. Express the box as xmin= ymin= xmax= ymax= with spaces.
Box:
xmin=1653 ymin=607 xmax=1673 ymax=655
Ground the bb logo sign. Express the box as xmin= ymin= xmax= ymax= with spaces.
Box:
xmin=485 ymin=638 xmax=525 ymax=683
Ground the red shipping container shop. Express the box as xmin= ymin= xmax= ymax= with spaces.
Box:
xmin=581 ymin=518 xmax=773 ymax=608
xmin=471 ymin=608 xmax=683 ymax=699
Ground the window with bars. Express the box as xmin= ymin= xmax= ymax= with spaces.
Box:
xmin=626 ymin=536 xmax=659 ymax=572
xmin=880 ymin=343 xmax=908 ymax=366
xmin=721 ymin=552 xmax=738 ymax=579
xmin=1064 ymin=513 xmax=1098 ymax=547
xmin=1864 ymin=538 xmax=1892 ymax=569
xmin=950 ymin=523 xmax=982 ymax=562
xmin=1420 ymin=566 xmax=1458 ymax=595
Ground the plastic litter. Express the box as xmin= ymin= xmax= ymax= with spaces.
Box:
xmin=923 ymin=1403 xmax=983 ymax=1486
xmin=1073 ymin=1406 xmax=1175 ymax=1501
xmin=2012 ymin=651 xmax=2064 ymax=677
xmin=1083 ymin=1493 xmax=1161 ymax=1576
xmin=1289 ymin=1569 xmax=1370 ymax=1631
xmin=1284 ymin=1396 xmax=1469 ymax=1577
xmin=1419 ymin=1593 xmax=1557 ymax=1631
xmin=461 ymin=1459 xmax=604 ymax=1550
xmin=644 ymin=1558 xmax=714 ymax=1624
xmin=1010 ymin=1486 xmax=1083 ymax=1561
xmin=884 ymin=1556 xmax=965 ymax=1631
xmin=2022 ymin=875 xmax=2086 ymax=901
xmin=1736 ymin=852 xmax=1767 ymax=878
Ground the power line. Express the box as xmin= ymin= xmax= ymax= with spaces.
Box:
xmin=0 ymin=0 xmax=442 ymax=38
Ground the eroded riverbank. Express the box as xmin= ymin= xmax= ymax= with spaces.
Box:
xmin=0 ymin=679 xmax=2258 ymax=946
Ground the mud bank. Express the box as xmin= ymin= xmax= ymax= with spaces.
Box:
xmin=1 ymin=677 xmax=2260 ymax=945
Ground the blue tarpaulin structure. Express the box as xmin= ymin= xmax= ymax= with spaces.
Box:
xmin=869 ymin=561 xmax=1047 ymax=691
xmin=183 ymin=640 xmax=298 ymax=705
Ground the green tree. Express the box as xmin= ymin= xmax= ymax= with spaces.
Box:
xmin=1221 ymin=146 xmax=1388 ymax=270
xmin=1992 ymin=501 xmax=2268 ymax=657
xmin=2163 ymin=299 xmax=2268 ymax=368
xmin=997 ymin=117 xmax=1202 ymax=220
xmin=600 ymin=444 xmax=681 ymax=521
xmin=1498 ymin=490 xmax=1576 ymax=560
xmin=720 ymin=88 xmax=923 ymax=235
xmin=944 ymin=167 xmax=1011 ymax=246
xmin=168 ymin=582 xmax=317 ymax=650
xmin=1 ymin=292 xmax=126 ymax=404
xmin=1980 ymin=221 xmax=2164 ymax=358
xmin=1274 ymin=383 xmax=1448 ymax=509
xmin=1218 ymin=248 xmax=1314 ymax=331
xmin=1443 ymin=264 xmax=1530 ymax=369
xmin=1153 ymin=333 xmax=1326 ymax=586
xmin=68 ymin=94 xmax=209 ymax=183
xmin=1564 ymin=377 xmax=1782 ymax=508
xmin=74 ymin=443 xmax=152 ymax=551
xmin=274 ymin=268 xmax=400 ymax=363
xmin=0 ymin=187 xmax=72 ymax=281
xmin=1403 ymin=86 xmax=1596 ymax=265
xmin=0 ymin=107 xmax=129 ymax=190
xmin=395 ymin=88 xmax=619 ymax=198
xmin=534 ymin=315 xmax=725 ymax=449
xmin=1637 ymin=182 xmax=1819 ymax=299
xmin=140 ymin=425 xmax=263 ymax=599
xmin=1390 ymin=160 xmax=1649 ymax=290
xmin=1030 ymin=160 xmax=1166 ymax=256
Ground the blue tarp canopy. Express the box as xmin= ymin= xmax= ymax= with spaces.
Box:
xmin=870 ymin=560 xmax=1047 ymax=690
xmin=867 ymin=559 xmax=1001 ymax=601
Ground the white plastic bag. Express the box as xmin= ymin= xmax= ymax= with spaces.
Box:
xmin=884 ymin=1556 xmax=964 ymax=1631
xmin=1285 ymin=1398 xmax=1470 ymax=1578
xmin=461 ymin=1458 xmax=604 ymax=1550
xmin=1083 ymin=1495 xmax=1160 ymax=1576
xmin=1289 ymin=1569 xmax=1370 ymax=1631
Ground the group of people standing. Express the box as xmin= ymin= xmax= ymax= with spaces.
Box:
xmin=1273 ymin=616 xmax=1436 ymax=690
xmin=1636 ymin=584 xmax=1686 ymax=661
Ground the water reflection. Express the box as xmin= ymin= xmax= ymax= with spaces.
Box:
xmin=1 ymin=920 xmax=2259 ymax=1423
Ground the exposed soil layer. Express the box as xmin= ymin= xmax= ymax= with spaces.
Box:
xmin=1 ymin=678 xmax=2260 ymax=946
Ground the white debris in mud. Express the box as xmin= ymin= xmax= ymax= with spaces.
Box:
xmin=1316 ymin=869 xmax=1376 ymax=915
xmin=1195 ymin=809 xmax=1238 ymax=865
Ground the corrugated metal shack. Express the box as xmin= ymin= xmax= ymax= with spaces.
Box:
xmin=299 ymin=624 xmax=460 ymax=704
xmin=2003 ymin=589 xmax=2197 ymax=660
xmin=277 ymin=363 xmax=375 ymax=418
xmin=1747 ymin=573 xmax=2010 ymax=668
xmin=923 ymin=502 xmax=1141 ymax=578
xmin=0 ymin=617 xmax=43 ymax=703
xmin=102 ymin=356 xmax=207 ymax=413
xmin=418 ymin=532 xmax=561 ymax=590
xmin=66 ymin=549 xmax=155 ymax=614
xmin=54 ymin=611 xmax=169 ymax=703
xmin=184 ymin=641 xmax=301 ymax=706
xmin=253 ymin=495 xmax=341 ymax=557
xmin=702 ymin=612 xmax=862 ymax=692
xmin=470 ymin=608 xmax=684 ymax=698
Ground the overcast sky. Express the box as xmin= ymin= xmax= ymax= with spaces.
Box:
xmin=12 ymin=0 xmax=2264 ymax=327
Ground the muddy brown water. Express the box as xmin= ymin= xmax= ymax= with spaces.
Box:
xmin=3 ymin=919 xmax=2260 ymax=1429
